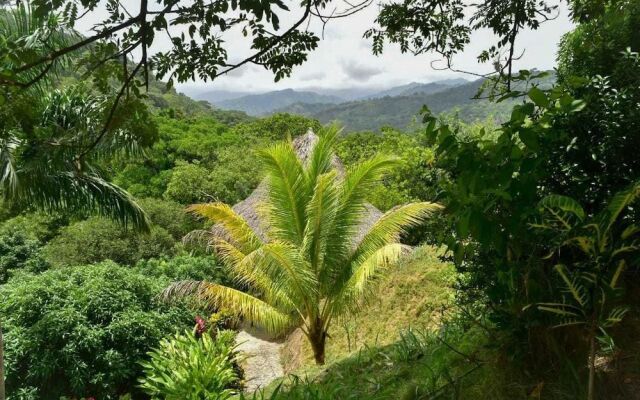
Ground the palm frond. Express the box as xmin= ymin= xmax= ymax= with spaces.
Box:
xmin=609 ymin=260 xmax=626 ymax=289
xmin=302 ymin=171 xmax=340 ymax=273
xmin=215 ymin=240 xmax=305 ymax=314
xmin=163 ymin=280 xmax=297 ymax=334
xmin=259 ymin=142 xmax=309 ymax=245
xmin=0 ymin=134 xmax=18 ymax=195
xmin=331 ymin=243 xmax=410 ymax=317
xmin=14 ymin=171 xmax=149 ymax=231
xmin=259 ymin=242 xmax=318 ymax=310
xmin=536 ymin=195 xmax=585 ymax=231
xmin=188 ymin=203 xmax=261 ymax=253
xmin=305 ymin=125 xmax=339 ymax=186
xmin=321 ymin=155 xmax=402 ymax=283
xmin=342 ymin=154 xmax=400 ymax=206
xmin=350 ymin=202 xmax=443 ymax=264
xmin=554 ymin=264 xmax=588 ymax=307
xmin=327 ymin=202 xmax=440 ymax=298
xmin=602 ymin=306 xmax=629 ymax=327
xmin=1 ymin=1 xmax=80 ymax=91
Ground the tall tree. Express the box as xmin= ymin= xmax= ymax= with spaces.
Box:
xmin=166 ymin=129 xmax=441 ymax=364
xmin=0 ymin=6 xmax=155 ymax=397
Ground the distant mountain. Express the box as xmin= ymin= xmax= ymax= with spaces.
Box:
xmin=304 ymin=87 xmax=380 ymax=101
xmin=191 ymin=89 xmax=256 ymax=103
xmin=361 ymin=78 xmax=468 ymax=99
xmin=183 ymin=78 xmax=470 ymax=114
xmin=205 ymin=89 xmax=343 ymax=115
xmin=274 ymin=74 xmax=555 ymax=131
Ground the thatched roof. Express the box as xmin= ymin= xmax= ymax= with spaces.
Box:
xmin=218 ymin=129 xmax=382 ymax=243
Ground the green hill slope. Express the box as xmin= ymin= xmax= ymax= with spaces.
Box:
xmin=275 ymin=74 xmax=555 ymax=132
xmin=210 ymin=89 xmax=343 ymax=115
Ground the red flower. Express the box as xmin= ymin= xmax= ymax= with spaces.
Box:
xmin=195 ymin=315 xmax=206 ymax=336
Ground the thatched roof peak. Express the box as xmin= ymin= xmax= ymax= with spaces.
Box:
xmin=291 ymin=129 xmax=345 ymax=174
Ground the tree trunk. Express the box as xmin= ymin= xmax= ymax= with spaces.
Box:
xmin=309 ymin=329 xmax=326 ymax=365
xmin=0 ymin=322 xmax=5 ymax=400
xmin=587 ymin=328 xmax=596 ymax=400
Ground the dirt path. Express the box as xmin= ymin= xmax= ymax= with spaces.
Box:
xmin=235 ymin=327 xmax=285 ymax=392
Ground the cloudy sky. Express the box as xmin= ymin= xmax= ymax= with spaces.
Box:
xmin=78 ymin=1 xmax=574 ymax=93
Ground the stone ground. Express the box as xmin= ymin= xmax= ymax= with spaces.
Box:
xmin=235 ymin=326 xmax=285 ymax=392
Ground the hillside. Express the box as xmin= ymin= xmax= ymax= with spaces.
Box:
xmin=361 ymin=78 xmax=467 ymax=99
xmin=274 ymin=79 xmax=504 ymax=131
xmin=186 ymin=78 xmax=469 ymax=119
xmin=207 ymin=89 xmax=343 ymax=115
xmin=265 ymin=247 xmax=529 ymax=399
xmin=57 ymin=61 xmax=253 ymax=124
xmin=275 ymin=74 xmax=557 ymax=131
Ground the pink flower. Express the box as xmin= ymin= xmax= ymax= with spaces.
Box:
xmin=195 ymin=315 xmax=206 ymax=336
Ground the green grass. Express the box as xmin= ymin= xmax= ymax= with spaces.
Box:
xmin=255 ymin=246 xmax=527 ymax=399
xmin=239 ymin=245 xmax=640 ymax=400
xmin=281 ymin=245 xmax=457 ymax=371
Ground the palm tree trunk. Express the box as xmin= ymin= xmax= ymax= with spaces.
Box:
xmin=309 ymin=327 xmax=326 ymax=365
xmin=0 ymin=322 xmax=5 ymax=400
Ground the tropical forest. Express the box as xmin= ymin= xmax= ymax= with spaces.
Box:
xmin=0 ymin=0 xmax=638 ymax=399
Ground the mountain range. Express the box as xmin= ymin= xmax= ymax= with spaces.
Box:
xmin=183 ymin=74 xmax=554 ymax=132
xmin=189 ymin=78 xmax=468 ymax=116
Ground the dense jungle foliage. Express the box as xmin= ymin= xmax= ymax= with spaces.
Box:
xmin=0 ymin=0 xmax=639 ymax=399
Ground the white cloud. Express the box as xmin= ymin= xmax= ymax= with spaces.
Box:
xmin=340 ymin=59 xmax=383 ymax=82
xmin=74 ymin=1 xmax=574 ymax=92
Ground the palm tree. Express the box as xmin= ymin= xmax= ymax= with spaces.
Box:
xmin=1 ymin=3 xmax=150 ymax=230
xmin=166 ymin=128 xmax=442 ymax=364
xmin=0 ymin=5 xmax=152 ymax=398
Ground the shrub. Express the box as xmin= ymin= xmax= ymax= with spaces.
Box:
xmin=43 ymin=217 xmax=176 ymax=267
xmin=163 ymin=162 xmax=214 ymax=204
xmin=0 ymin=262 xmax=195 ymax=399
xmin=0 ymin=230 xmax=48 ymax=283
xmin=0 ymin=212 xmax=67 ymax=243
xmin=139 ymin=329 xmax=239 ymax=400
xmin=207 ymin=146 xmax=262 ymax=204
xmin=137 ymin=198 xmax=198 ymax=240
xmin=135 ymin=255 xmax=230 ymax=283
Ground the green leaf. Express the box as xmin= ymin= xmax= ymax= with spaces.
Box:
xmin=528 ymin=87 xmax=548 ymax=108
xmin=538 ymin=195 xmax=585 ymax=229
xmin=519 ymin=129 xmax=539 ymax=151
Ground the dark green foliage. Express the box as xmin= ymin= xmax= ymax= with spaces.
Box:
xmin=113 ymin=113 xmax=320 ymax=206
xmin=136 ymin=255 xmax=229 ymax=283
xmin=558 ymin=0 xmax=640 ymax=84
xmin=231 ymin=113 xmax=322 ymax=141
xmin=43 ymin=217 xmax=176 ymax=267
xmin=1 ymin=83 xmax=152 ymax=231
xmin=549 ymin=1 xmax=640 ymax=212
xmin=423 ymin=86 xmax=589 ymax=333
xmin=164 ymin=161 xmax=215 ymax=204
xmin=0 ymin=212 xmax=67 ymax=243
xmin=532 ymin=184 xmax=640 ymax=399
xmin=0 ymin=261 xmax=195 ymax=399
xmin=0 ymin=230 xmax=48 ymax=283
xmin=136 ymin=198 xmax=198 ymax=240
xmin=207 ymin=146 xmax=261 ymax=205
